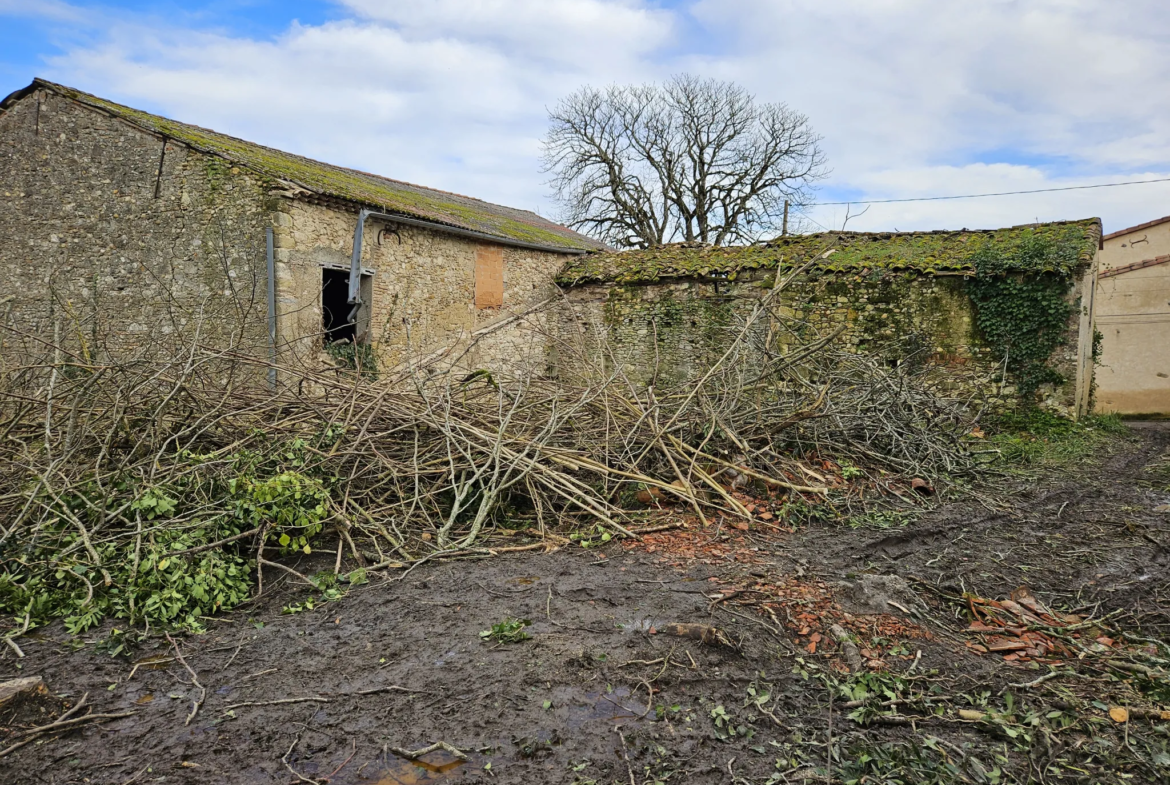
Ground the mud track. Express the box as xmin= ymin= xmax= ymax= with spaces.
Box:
xmin=3 ymin=426 xmax=1169 ymax=784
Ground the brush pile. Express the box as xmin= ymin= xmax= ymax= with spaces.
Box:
xmin=0 ymin=287 xmax=981 ymax=634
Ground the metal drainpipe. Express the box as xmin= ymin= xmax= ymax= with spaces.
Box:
xmin=347 ymin=209 xmax=370 ymax=326
xmin=266 ymin=227 xmax=277 ymax=389
xmin=345 ymin=207 xmax=588 ymax=332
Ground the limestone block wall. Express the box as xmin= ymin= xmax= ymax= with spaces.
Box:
xmin=559 ymin=268 xmax=1088 ymax=414
xmin=276 ymin=201 xmax=573 ymax=372
xmin=0 ymin=87 xmax=272 ymax=366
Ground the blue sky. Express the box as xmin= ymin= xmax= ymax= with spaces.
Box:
xmin=4 ymin=0 xmax=1169 ymax=234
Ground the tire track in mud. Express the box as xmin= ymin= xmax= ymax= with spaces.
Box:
xmin=860 ymin=425 xmax=1170 ymax=565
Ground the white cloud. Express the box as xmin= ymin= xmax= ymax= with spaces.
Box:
xmin=340 ymin=0 xmax=674 ymax=68
xmin=22 ymin=0 xmax=1170 ymax=234
xmin=35 ymin=1 xmax=675 ymax=214
xmin=687 ymin=0 xmax=1170 ymax=231
xmin=803 ymin=165 xmax=1170 ymax=234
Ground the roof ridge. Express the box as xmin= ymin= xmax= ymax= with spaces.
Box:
xmin=10 ymin=78 xmax=599 ymax=251
xmin=766 ymin=219 xmax=1099 ymax=243
xmin=1103 ymin=214 xmax=1170 ymax=241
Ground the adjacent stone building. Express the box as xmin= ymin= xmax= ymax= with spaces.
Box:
xmin=556 ymin=220 xmax=1101 ymax=417
xmin=0 ymin=79 xmax=601 ymax=378
xmin=1094 ymin=215 xmax=1170 ymax=416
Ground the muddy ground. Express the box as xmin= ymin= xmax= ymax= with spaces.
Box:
xmin=3 ymin=425 xmax=1170 ymax=784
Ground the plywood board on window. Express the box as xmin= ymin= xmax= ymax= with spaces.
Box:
xmin=475 ymin=245 xmax=504 ymax=308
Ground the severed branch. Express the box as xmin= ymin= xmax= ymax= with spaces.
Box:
xmin=389 ymin=741 xmax=468 ymax=761
xmin=166 ymin=633 xmax=206 ymax=726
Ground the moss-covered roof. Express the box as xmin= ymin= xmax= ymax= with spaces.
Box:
xmin=557 ymin=219 xmax=1102 ymax=285
xmin=5 ymin=79 xmax=602 ymax=252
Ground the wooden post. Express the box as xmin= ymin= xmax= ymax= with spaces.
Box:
xmin=782 ymin=200 xmax=789 ymax=236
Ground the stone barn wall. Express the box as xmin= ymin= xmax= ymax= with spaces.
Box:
xmin=559 ymin=270 xmax=1087 ymax=414
xmin=0 ymin=83 xmax=581 ymax=382
xmin=273 ymin=201 xmax=574 ymax=374
xmin=0 ymin=86 xmax=273 ymax=366
xmin=554 ymin=222 xmax=1102 ymax=417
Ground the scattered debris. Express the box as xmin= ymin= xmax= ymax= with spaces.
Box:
xmin=389 ymin=741 xmax=469 ymax=762
xmin=910 ymin=478 xmax=934 ymax=496
xmin=0 ymin=677 xmax=45 ymax=710
xmin=480 ymin=618 xmax=532 ymax=644
xmin=835 ymin=574 xmax=925 ymax=617
xmin=963 ymin=587 xmax=1107 ymax=664
xmin=657 ymin=623 xmax=739 ymax=649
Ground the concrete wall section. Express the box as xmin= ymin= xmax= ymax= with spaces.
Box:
xmin=1101 ymin=221 xmax=1170 ymax=271
xmin=1094 ymin=260 xmax=1170 ymax=415
xmin=1093 ymin=225 xmax=1170 ymax=415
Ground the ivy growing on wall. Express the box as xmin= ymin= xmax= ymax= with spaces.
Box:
xmin=325 ymin=341 xmax=379 ymax=379
xmin=966 ymin=236 xmax=1079 ymax=402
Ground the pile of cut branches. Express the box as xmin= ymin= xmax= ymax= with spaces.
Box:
xmin=0 ymin=280 xmax=980 ymax=636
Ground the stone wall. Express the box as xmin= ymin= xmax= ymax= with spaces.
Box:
xmin=0 ymin=87 xmax=574 ymax=382
xmin=558 ymin=267 xmax=1090 ymax=415
xmin=275 ymin=201 xmax=574 ymax=373
xmin=0 ymin=87 xmax=273 ymax=367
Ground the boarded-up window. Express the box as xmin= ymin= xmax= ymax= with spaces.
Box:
xmin=475 ymin=245 xmax=504 ymax=309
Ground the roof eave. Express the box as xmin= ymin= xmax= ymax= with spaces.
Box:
xmin=290 ymin=189 xmax=589 ymax=254
xmin=1103 ymin=215 xmax=1170 ymax=241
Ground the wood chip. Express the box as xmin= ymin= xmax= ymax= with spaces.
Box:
xmin=0 ymin=677 xmax=45 ymax=709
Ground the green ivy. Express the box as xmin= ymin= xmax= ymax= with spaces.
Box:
xmin=966 ymin=237 xmax=1078 ymax=401
xmin=325 ymin=340 xmax=379 ymax=379
xmin=0 ymin=513 xmax=252 ymax=635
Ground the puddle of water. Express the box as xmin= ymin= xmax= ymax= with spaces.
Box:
xmin=554 ymin=685 xmax=643 ymax=729
xmin=372 ymin=751 xmax=466 ymax=784
xmin=433 ymin=649 xmax=459 ymax=667
xmin=134 ymin=692 xmax=154 ymax=705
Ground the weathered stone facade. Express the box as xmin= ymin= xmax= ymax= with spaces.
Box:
xmin=559 ymin=271 xmax=1086 ymax=414
xmin=555 ymin=223 xmax=1101 ymax=417
xmin=0 ymin=81 xmax=592 ymax=378
xmin=0 ymin=85 xmax=272 ymax=364
xmin=275 ymin=200 xmax=567 ymax=371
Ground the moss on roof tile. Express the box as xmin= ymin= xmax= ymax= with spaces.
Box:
xmin=556 ymin=219 xmax=1101 ymax=285
xmin=24 ymin=80 xmax=600 ymax=251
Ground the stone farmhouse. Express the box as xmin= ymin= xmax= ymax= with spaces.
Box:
xmin=1095 ymin=214 xmax=1170 ymax=416
xmin=0 ymin=79 xmax=1104 ymax=418
xmin=0 ymin=79 xmax=602 ymax=377
xmin=556 ymin=220 xmax=1102 ymax=418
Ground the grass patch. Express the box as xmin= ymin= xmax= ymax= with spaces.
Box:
xmin=984 ymin=410 xmax=1129 ymax=469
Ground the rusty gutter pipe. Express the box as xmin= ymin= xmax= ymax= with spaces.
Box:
xmin=347 ymin=209 xmax=370 ymax=324
xmin=266 ymin=227 xmax=277 ymax=389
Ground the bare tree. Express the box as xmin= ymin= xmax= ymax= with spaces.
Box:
xmin=543 ymin=74 xmax=826 ymax=248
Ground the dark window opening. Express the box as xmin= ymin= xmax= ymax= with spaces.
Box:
xmin=322 ymin=268 xmax=356 ymax=344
